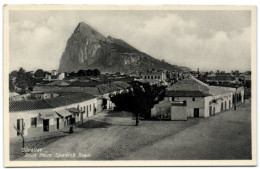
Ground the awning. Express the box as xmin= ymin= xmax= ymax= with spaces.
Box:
xmin=103 ymin=93 xmax=111 ymax=100
xmin=39 ymin=110 xmax=59 ymax=119
xmin=67 ymin=108 xmax=84 ymax=115
xmin=56 ymin=109 xmax=72 ymax=117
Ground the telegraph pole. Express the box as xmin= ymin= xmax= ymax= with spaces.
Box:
xmin=234 ymin=86 xmax=238 ymax=111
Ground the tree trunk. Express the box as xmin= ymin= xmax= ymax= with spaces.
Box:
xmin=135 ymin=113 xmax=139 ymax=126
xmin=21 ymin=134 xmax=25 ymax=148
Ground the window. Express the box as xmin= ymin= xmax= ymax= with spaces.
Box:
xmin=158 ymin=76 xmax=160 ymax=79
xmin=192 ymin=98 xmax=195 ymax=101
xmin=31 ymin=117 xmax=37 ymax=127
xmin=144 ymin=76 xmax=146 ymax=79
xmin=90 ymin=104 xmax=92 ymax=111
xmin=148 ymin=76 xmax=150 ymax=79
xmin=151 ymin=76 xmax=153 ymax=79
xmin=171 ymin=97 xmax=175 ymax=101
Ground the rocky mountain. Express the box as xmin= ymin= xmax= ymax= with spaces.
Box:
xmin=59 ymin=22 xmax=189 ymax=73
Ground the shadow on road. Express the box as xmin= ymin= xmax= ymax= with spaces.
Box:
xmin=78 ymin=120 xmax=111 ymax=129
xmin=105 ymin=111 xmax=133 ymax=118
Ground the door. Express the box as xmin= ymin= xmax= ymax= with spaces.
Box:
xmin=103 ymin=99 xmax=107 ymax=109
xmin=81 ymin=112 xmax=83 ymax=121
xmin=209 ymin=106 xmax=212 ymax=116
xmin=56 ymin=118 xmax=59 ymax=129
xmin=86 ymin=105 xmax=89 ymax=117
xmin=43 ymin=119 xmax=49 ymax=132
xmin=194 ymin=108 xmax=199 ymax=118
xmin=70 ymin=118 xmax=75 ymax=125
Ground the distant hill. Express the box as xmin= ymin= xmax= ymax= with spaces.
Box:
xmin=59 ymin=22 xmax=190 ymax=73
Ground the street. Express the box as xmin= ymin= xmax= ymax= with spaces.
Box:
xmin=15 ymin=100 xmax=251 ymax=161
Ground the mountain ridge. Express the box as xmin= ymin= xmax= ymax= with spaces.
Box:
xmin=59 ymin=22 xmax=190 ymax=73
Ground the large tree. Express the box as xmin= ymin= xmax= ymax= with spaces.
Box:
xmin=9 ymin=70 xmax=18 ymax=77
xmin=16 ymin=68 xmax=35 ymax=94
xmin=93 ymin=69 xmax=101 ymax=76
xmin=9 ymin=78 xmax=15 ymax=92
xmin=110 ymin=82 xmax=166 ymax=126
xmin=34 ymin=69 xmax=46 ymax=77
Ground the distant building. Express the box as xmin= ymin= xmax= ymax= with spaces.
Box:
xmin=9 ymin=93 xmax=31 ymax=101
xmin=51 ymin=70 xmax=58 ymax=76
xmin=30 ymin=91 xmax=59 ymax=100
xmin=244 ymin=72 xmax=251 ymax=88
xmin=45 ymin=72 xmax=65 ymax=81
xmin=139 ymin=70 xmax=167 ymax=85
xmin=206 ymin=73 xmax=236 ymax=84
xmin=58 ymin=81 xmax=132 ymax=112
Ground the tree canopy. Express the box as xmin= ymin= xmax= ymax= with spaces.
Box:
xmin=110 ymin=82 xmax=166 ymax=126
xmin=34 ymin=69 xmax=46 ymax=77
xmin=15 ymin=68 xmax=35 ymax=94
xmin=69 ymin=69 xmax=101 ymax=77
xmin=10 ymin=70 xmax=18 ymax=77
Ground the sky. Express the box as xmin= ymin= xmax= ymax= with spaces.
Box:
xmin=9 ymin=10 xmax=251 ymax=72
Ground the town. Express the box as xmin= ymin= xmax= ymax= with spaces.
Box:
xmin=9 ymin=67 xmax=251 ymax=160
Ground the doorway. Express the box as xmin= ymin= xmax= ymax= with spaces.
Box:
xmin=194 ymin=108 xmax=200 ymax=118
xmin=86 ymin=105 xmax=89 ymax=117
xmin=70 ymin=118 xmax=75 ymax=125
xmin=209 ymin=106 xmax=212 ymax=116
xmin=43 ymin=119 xmax=49 ymax=132
xmin=56 ymin=118 xmax=59 ymax=129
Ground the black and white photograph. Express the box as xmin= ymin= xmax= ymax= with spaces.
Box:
xmin=3 ymin=5 xmax=256 ymax=167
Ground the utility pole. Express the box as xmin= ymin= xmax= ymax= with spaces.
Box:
xmin=234 ymin=86 xmax=238 ymax=111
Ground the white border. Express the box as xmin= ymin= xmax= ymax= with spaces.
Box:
xmin=1 ymin=2 xmax=259 ymax=169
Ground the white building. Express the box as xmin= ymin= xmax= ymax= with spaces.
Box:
xmin=140 ymin=70 xmax=167 ymax=85
xmin=9 ymin=93 xmax=97 ymax=138
xmin=45 ymin=72 xmax=65 ymax=81
xmin=51 ymin=70 xmax=58 ymax=76
xmin=152 ymin=75 xmax=234 ymax=120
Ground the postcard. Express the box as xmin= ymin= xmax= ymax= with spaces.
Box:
xmin=3 ymin=4 xmax=257 ymax=167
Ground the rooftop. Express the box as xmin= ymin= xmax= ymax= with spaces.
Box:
xmin=46 ymin=80 xmax=70 ymax=86
xmin=59 ymin=87 xmax=102 ymax=96
xmin=208 ymin=86 xmax=231 ymax=96
xmin=45 ymin=93 xmax=96 ymax=108
xmin=9 ymin=93 xmax=96 ymax=112
xmin=167 ymin=75 xmax=209 ymax=93
xmin=166 ymin=90 xmax=211 ymax=97
xmin=97 ymin=83 xmax=123 ymax=94
xmin=9 ymin=99 xmax=53 ymax=112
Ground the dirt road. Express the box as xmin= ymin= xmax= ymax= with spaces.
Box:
xmin=123 ymin=101 xmax=252 ymax=160
xmin=16 ymin=100 xmax=251 ymax=161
